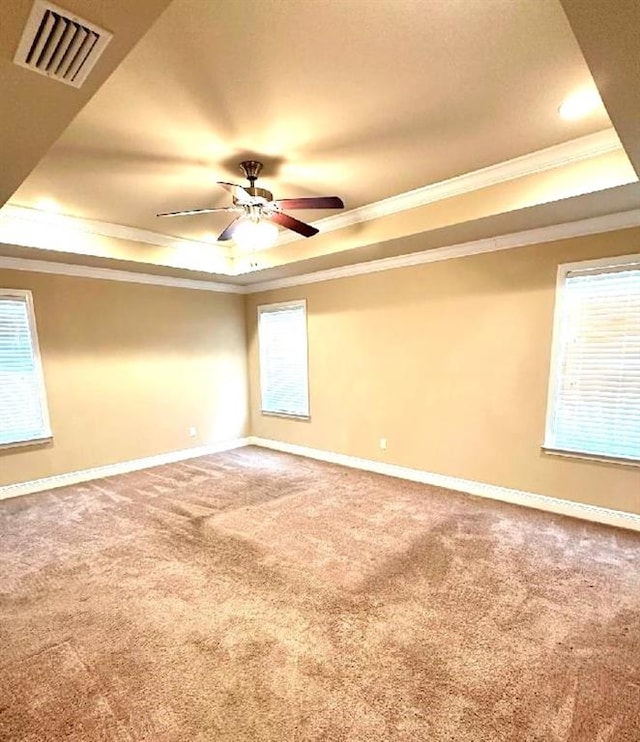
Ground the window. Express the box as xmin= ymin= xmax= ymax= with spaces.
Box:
xmin=544 ymin=255 xmax=640 ymax=462
xmin=0 ymin=289 xmax=51 ymax=446
xmin=258 ymin=300 xmax=309 ymax=418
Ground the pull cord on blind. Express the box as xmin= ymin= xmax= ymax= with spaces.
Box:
xmin=546 ymin=264 xmax=640 ymax=461
xmin=0 ymin=291 xmax=51 ymax=446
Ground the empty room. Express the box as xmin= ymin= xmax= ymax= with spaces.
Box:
xmin=1 ymin=0 xmax=639 ymax=739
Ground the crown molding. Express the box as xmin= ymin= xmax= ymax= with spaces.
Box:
xmin=0 ymin=130 xmax=625 ymax=273
xmin=3 ymin=208 xmax=639 ymax=294
xmin=245 ymin=208 xmax=640 ymax=293
xmin=0 ymin=256 xmax=244 ymax=293
xmin=0 ymin=129 xmax=634 ymax=292
xmin=276 ymin=128 xmax=625 ymax=246
xmin=0 ymin=204 xmax=231 ymax=253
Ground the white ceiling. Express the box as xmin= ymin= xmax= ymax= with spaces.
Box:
xmin=8 ymin=0 xmax=614 ymax=242
xmin=1 ymin=0 xmax=638 ymax=280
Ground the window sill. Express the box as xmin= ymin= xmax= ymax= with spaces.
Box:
xmin=261 ymin=411 xmax=310 ymax=421
xmin=542 ymin=446 xmax=639 ymax=468
xmin=0 ymin=435 xmax=53 ymax=451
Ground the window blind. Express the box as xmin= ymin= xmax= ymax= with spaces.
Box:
xmin=546 ymin=263 xmax=640 ymax=461
xmin=258 ymin=301 xmax=309 ymax=417
xmin=0 ymin=291 xmax=51 ymax=446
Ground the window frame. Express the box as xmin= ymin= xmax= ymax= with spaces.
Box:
xmin=0 ymin=288 xmax=52 ymax=449
xmin=257 ymin=299 xmax=310 ymax=420
xmin=542 ymin=253 xmax=640 ymax=466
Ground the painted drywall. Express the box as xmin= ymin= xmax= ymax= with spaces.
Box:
xmin=246 ymin=227 xmax=640 ymax=515
xmin=0 ymin=270 xmax=248 ymax=486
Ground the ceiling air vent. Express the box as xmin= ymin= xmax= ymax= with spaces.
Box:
xmin=13 ymin=0 xmax=112 ymax=88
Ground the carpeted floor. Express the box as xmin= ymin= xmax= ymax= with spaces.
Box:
xmin=1 ymin=447 xmax=639 ymax=741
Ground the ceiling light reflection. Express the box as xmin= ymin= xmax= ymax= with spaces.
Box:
xmin=559 ymin=88 xmax=603 ymax=120
xmin=35 ymin=198 xmax=62 ymax=213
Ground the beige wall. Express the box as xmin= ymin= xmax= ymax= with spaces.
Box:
xmin=3 ymin=228 xmax=639 ymax=515
xmin=246 ymin=227 xmax=640 ymax=515
xmin=0 ymin=270 xmax=248 ymax=486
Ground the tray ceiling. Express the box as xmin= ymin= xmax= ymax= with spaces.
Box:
xmin=0 ymin=0 xmax=638 ymax=281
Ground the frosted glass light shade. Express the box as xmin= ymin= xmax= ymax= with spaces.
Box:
xmin=233 ymin=219 xmax=279 ymax=251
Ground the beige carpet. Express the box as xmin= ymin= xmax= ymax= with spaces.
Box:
xmin=1 ymin=446 xmax=639 ymax=741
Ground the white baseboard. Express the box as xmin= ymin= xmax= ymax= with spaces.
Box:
xmin=248 ymin=437 xmax=640 ymax=532
xmin=0 ymin=438 xmax=250 ymax=500
xmin=3 ymin=435 xmax=638 ymax=533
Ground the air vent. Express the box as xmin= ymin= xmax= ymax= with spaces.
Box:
xmin=14 ymin=0 xmax=112 ymax=88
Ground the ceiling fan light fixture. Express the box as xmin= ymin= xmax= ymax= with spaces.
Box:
xmin=232 ymin=217 xmax=279 ymax=252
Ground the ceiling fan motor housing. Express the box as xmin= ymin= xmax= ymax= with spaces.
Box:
xmin=238 ymin=160 xmax=273 ymax=203
xmin=241 ymin=186 xmax=273 ymax=203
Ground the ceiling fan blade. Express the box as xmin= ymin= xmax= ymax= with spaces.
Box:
xmin=157 ymin=207 xmax=237 ymax=217
xmin=216 ymin=181 xmax=252 ymax=204
xmin=217 ymin=216 xmax=241 ymax=241
xmin=273 ymin=196 xmax=344 ymax=210
xmin=267 ymin=211 xmax=319 ymax=238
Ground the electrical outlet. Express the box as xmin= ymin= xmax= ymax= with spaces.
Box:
xmin=189 ymin=426 xmax=197 ymax=438
xmin=379 ymin=437 xmax=387 ymax=451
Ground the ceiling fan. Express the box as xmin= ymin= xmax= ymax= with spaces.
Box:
xmin=157 ymin=160 xmax=344 ymax=242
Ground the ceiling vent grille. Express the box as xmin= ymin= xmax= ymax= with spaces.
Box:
xmin=13 ymin=0 xmax=112 ymax=88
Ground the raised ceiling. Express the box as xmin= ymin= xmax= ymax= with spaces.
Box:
xmin=0 ymin=0 xmax=639 ymax=282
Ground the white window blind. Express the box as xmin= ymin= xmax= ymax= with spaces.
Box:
xmin=258 ymin=301 xmax=309 ymax=418
xmin=544 ymin=259 xmax=640 ymax=461
xmin=0 ymin=290 xmax=51 ymax=446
